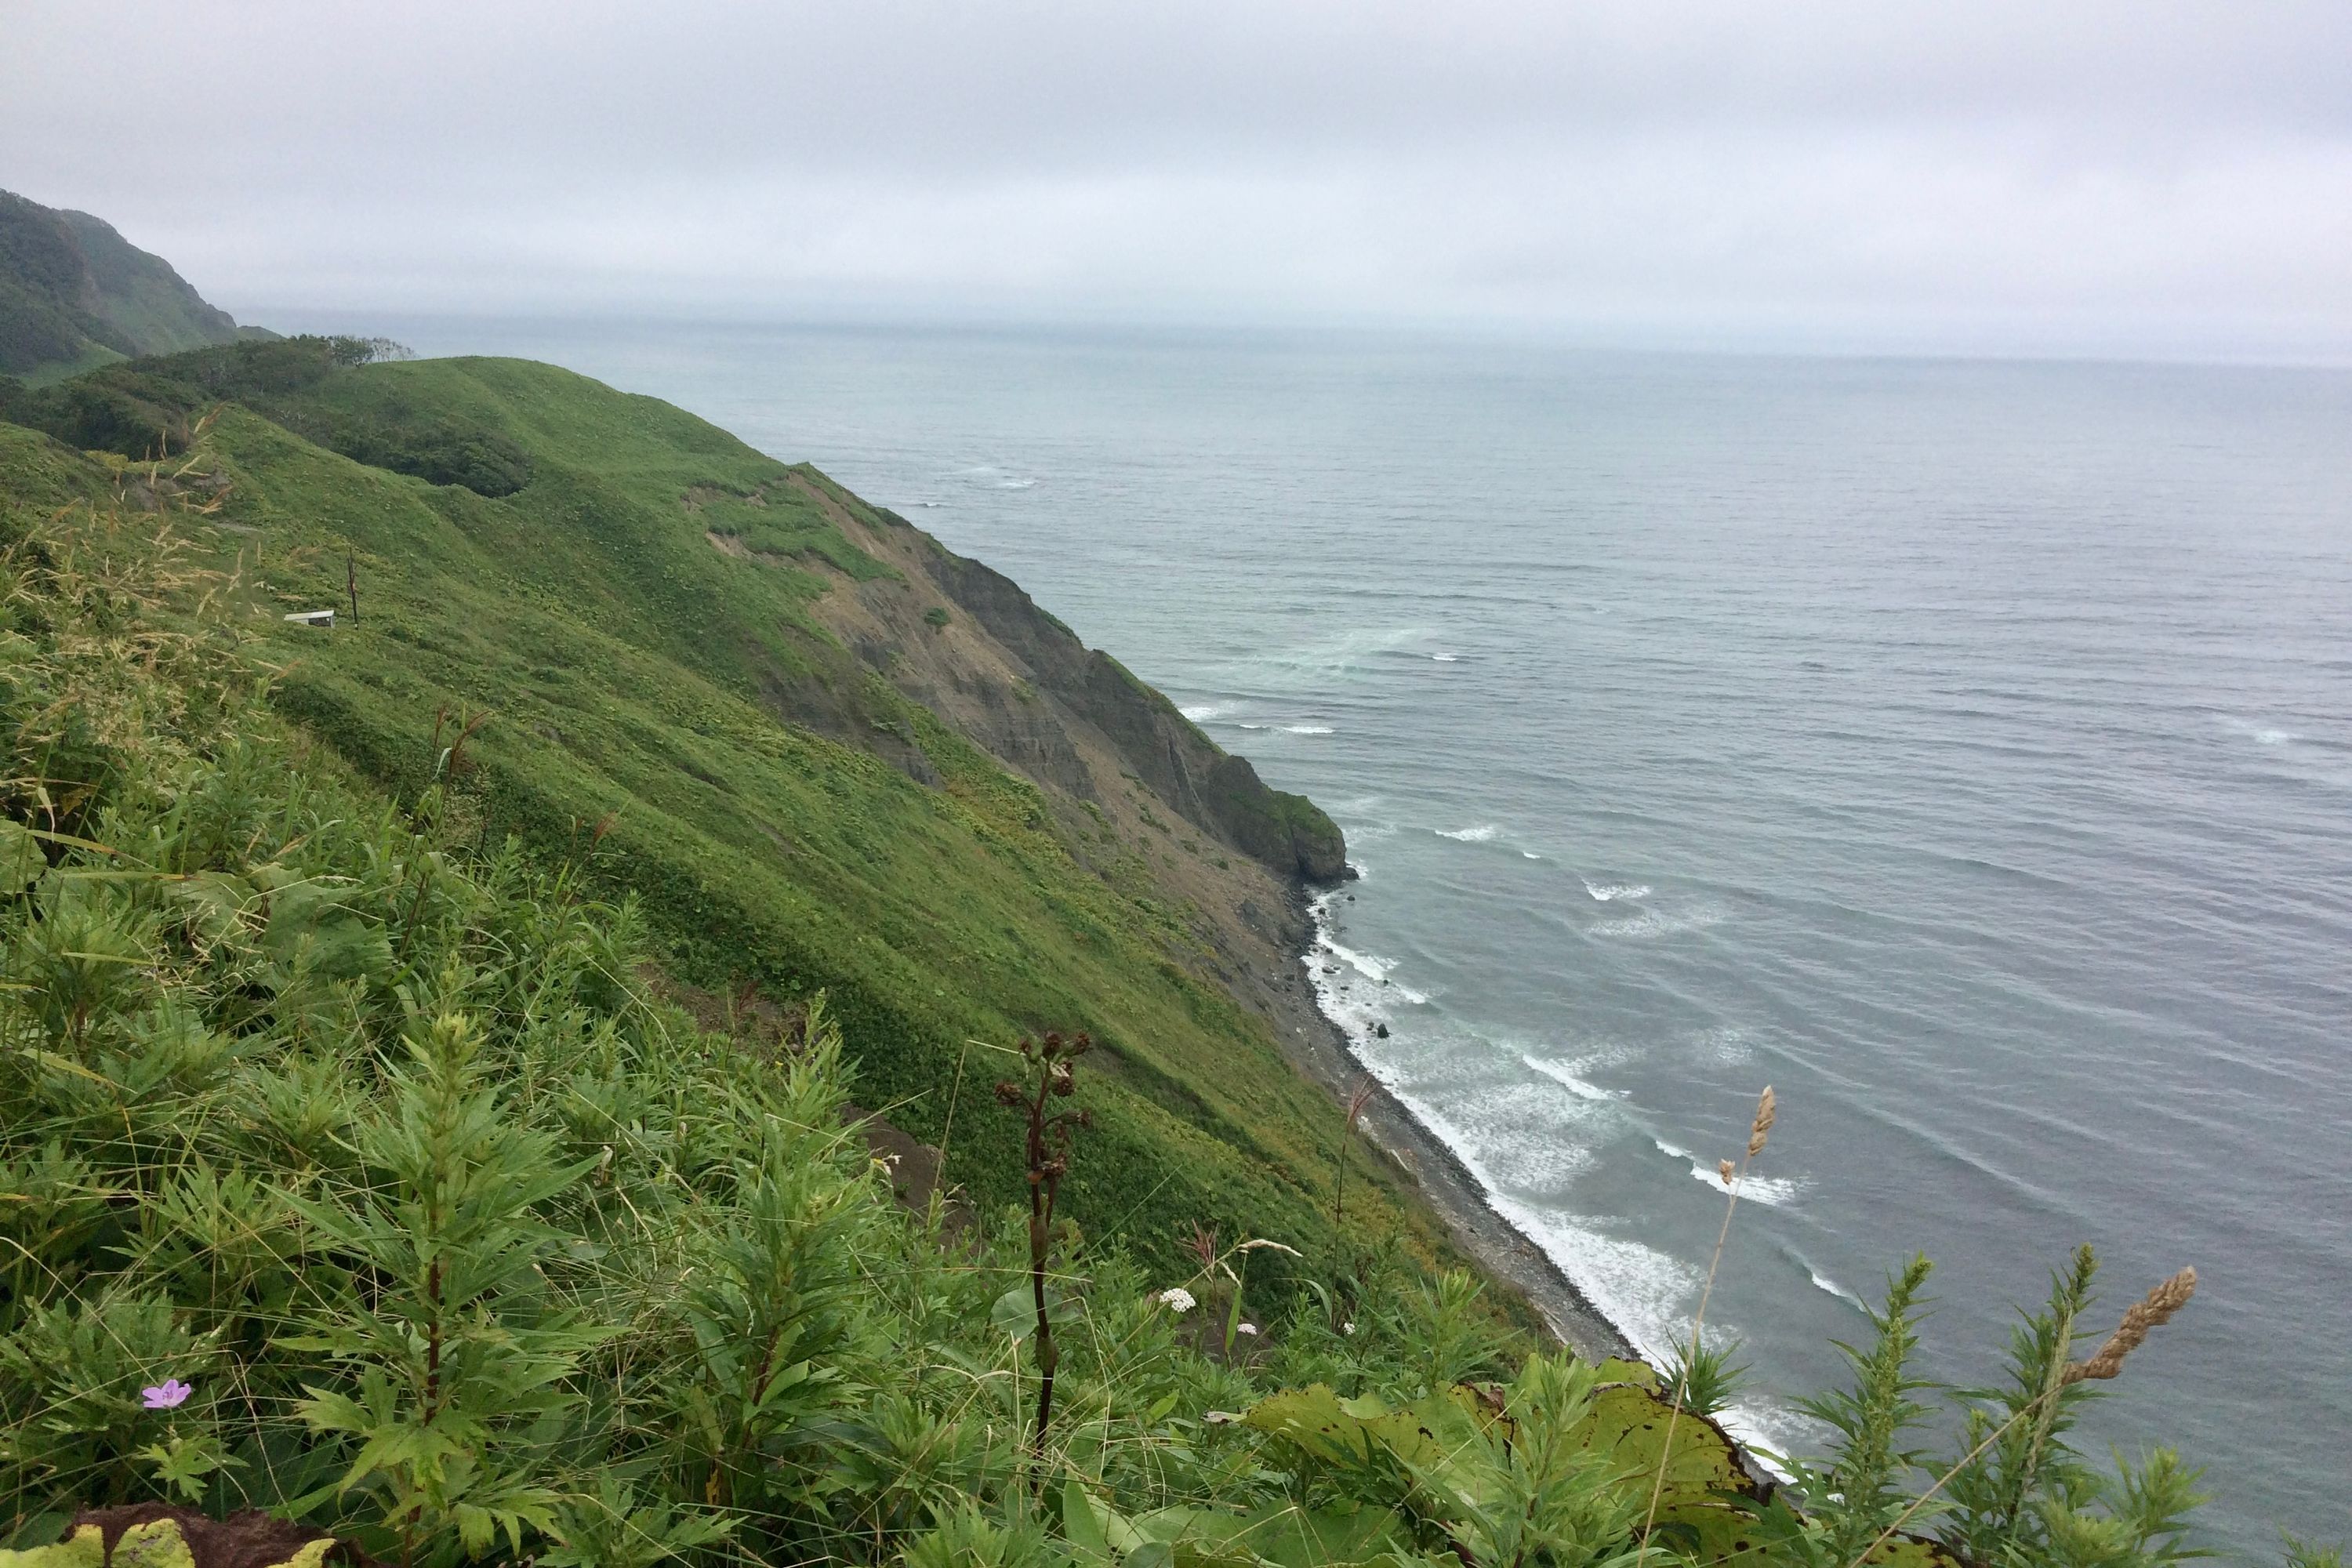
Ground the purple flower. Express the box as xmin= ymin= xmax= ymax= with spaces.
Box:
xmin=141 ymin=1379 xmax=192 ymax=1410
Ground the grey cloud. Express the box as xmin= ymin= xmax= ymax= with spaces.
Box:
xmin=4 ymin=1 xmax=2347 ymax=357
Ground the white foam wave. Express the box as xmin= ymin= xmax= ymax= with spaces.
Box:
xmin=1582 ymin=879 xmax=1651 ymax=902
xmin=1301 ymin=888 xmax=1718 ymax=1369
xmin=1715 ymin=1402 xmax=1813 ymax=1479
xmin=1281 ymin=724 xmax=1335 ymax=735
xmin=1485 ymin=1193 xmax=1703 ymax=1363
xmin=1522 ymin=851 xmax=1543 ymax=860
xmin=1432 ymin=653 xmax=1460 ymax=662
xmin=1523 ymin=1056 xmax=1624 ymax=1102
xmin=1591 ymin=905 xmax=1726 ymax=939
xmin=1316 ymin=937 xmax=1431 ymax=1005
xmin=1809 ymin=1269 xmax=1863 ymax=1305
xmin=1687 ymin=1160 xmax=1804 ymax=1208
xmin=1178 ymin=704 xmax=1223 ymax=721
xmin=1437 ymin=824 xmax=1501 ymax=842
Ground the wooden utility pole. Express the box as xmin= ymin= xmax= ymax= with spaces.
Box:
xmin=345 ymin=551 xmax=359 ymax=626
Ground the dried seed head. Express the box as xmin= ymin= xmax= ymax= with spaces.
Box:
xmin=1718 ymin=1158 xmax=1736 ymax=1186
xmin=1747 ymin=1086 xmax=1777 ymax=1158
xmin=993 ymin=1080 xmax=1024 ymax=1107
xmin=2063 ymin=1266 xmax=2197 ymax=1384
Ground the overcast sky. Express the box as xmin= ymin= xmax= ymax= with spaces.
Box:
xmin=7 ymin=2 xmax=2350 ymax=359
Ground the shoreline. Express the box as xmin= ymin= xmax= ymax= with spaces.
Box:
xmin=1270 ymin=877 xmax=1637 ymax=1365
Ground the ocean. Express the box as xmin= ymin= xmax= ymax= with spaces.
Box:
xmin=314 ymin=315 xmax=2351 ymax=1552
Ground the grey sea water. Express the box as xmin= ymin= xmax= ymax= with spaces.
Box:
xmin=332 ymin=316 xmax=2351 ymax=1552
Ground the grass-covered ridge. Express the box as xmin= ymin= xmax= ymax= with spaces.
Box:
xmin=0 ymin=339 xmax=1386 ymax=1298
xmin=0 ymin=345 xmax=2283 ymax=1568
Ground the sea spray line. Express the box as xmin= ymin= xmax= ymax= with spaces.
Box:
xmin=1303 ymin=880 xmax=1698 ymax=1360
xmin=1303 ymin=862 xmax=1831 ymax=1497
xmin=1523 ymin=1054 xmax=1626 ymax=1102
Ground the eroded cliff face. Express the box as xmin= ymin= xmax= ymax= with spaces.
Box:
xmin=695 ymin=468 xmax=1350 ymax=1045
xmin=762 ymin=471 xmax=1348 ymax=885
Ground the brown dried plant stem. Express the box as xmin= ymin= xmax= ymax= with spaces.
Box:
xmin=1635 ymin=1086 xmax=1775 ymax=1567
xmin=994 ymin=1031 xmax=1092 ymax=1486
xmin=1842 ymin=1265 xmax=2198 ymax=1568
xmin=1333 ymin=1077 xmax=1375 ymax=1235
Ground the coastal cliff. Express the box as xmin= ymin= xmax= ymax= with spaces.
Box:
xmin=0 ymin=335 xmax=1394 ymax=1289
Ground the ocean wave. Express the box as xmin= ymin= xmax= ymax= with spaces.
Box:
xmin=1432 ymin=653 xmax=1461 ymax=662
xmin=1807 ymin=1267 xmax=1862 ymax=1305
xmin=1713 ymin=1401 xmax=1813 ymax=1479
xmin=1484 ymin=1194 xmax=1704 ymax=1365
xmin=1590 ymin=905 xmax=1726 ymax=939
xmin=1437 ymin=824 xmax=1501 ymax=842
xmin=1281 ymin=724 xmax=1335 ymax=735
xmin=1178 ymin=704 xmax=1222 ymax=721
xmin=1523 ymin=851 xmax=1544 ymax=860
xmin=1686 ymin=1160 xmax=1804 ymax=1208
xmin=1523 ymin=1055 xmax=1624 ymax=1102
xmin=1582 ymin=879 xmax=1651 ymax=902
xmin=1313 ymin=937 xmax=1431 ymax=1005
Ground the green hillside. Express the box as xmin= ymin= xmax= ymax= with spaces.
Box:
xmin=0 ymin=337 xmax=1377 ymax=1289
xmin=0 ymin=191 xmax=266 ymax=383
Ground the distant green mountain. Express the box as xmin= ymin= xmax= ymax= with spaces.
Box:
xmin=0 ymin=189 xmax=268 ymax=381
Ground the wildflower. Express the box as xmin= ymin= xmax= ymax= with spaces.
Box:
xmin=141 ymin=1380 xmax=193 ymax=1410
xmin=1343 ymin=1320 xmax=1357 ymax=1336
xmin=1236 ymin=1322 xmax=1258 ymax=1337
xmin=1157 ymin=1287 xmax=1196 ymax=1313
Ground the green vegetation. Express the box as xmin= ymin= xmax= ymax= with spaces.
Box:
xmin=0 ymin=191 xmax=265 ymax=383
xmin=0 ymin=339 xmax=1385 ymax=1298
xmin=0 ymin=340 xmax=2275 ymax=1567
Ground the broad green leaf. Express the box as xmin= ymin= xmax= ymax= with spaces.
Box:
xmin=0 ymin=820 xmax=41 ymax=892
xmin=1241 ymin=1383 xmax=1494 ymax=1476
xmin=1062 ymin=1479 xmax=1118 ymax=1564
xmin=1129 ymin=1500 xmax=1416 ymax=1567
xmin=1595 ymin=1356 xmax=1660 ymax=1388
xmin=1570 ymin=1383 xmax=1755 ymax=1507
xmin=1865 ymin=1534 xmax=1970 ymax=1568
xmin=991 ymin=1280 xmax=1080 ymax=1341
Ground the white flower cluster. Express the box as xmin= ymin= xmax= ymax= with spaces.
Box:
xmin=1156 ymin=1287 xmax=1197 ymax=1314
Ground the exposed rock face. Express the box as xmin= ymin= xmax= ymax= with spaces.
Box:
xmin=921 ymin=542 xmax=1348 ymax=881
xmin=770 ymin=474 xmax=1348 ymax=887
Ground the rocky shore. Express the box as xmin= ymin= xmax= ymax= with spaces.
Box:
xmin=1263 ymin=880 xmax=1638 ymax=1365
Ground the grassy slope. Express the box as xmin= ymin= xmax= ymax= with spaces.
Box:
xmin=0 ymin=358 xmax=1428 ymax=1285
